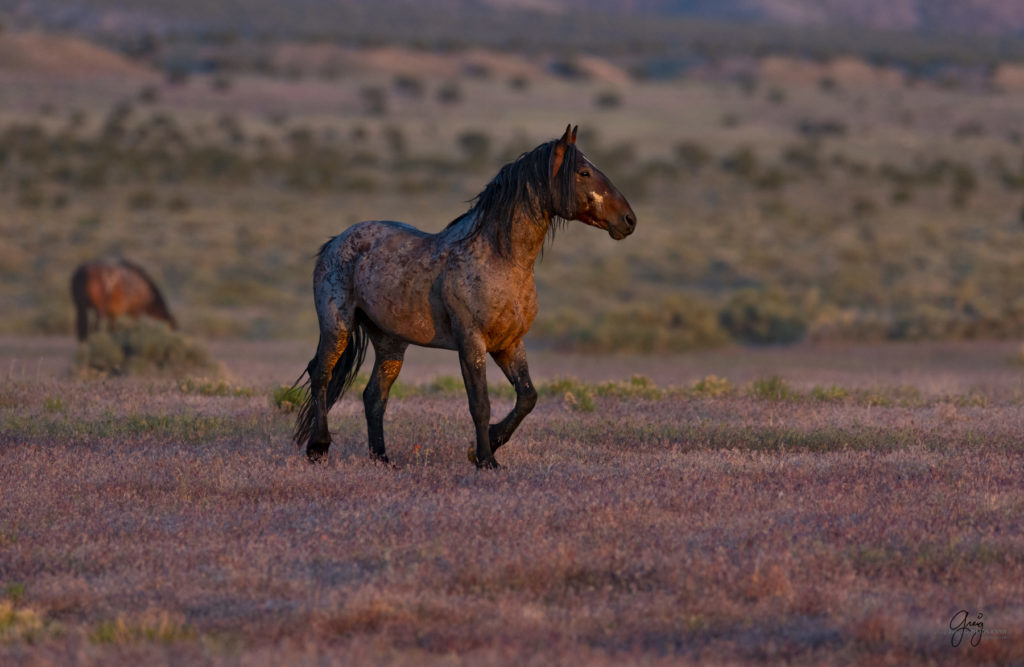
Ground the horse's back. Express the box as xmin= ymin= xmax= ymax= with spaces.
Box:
xmin=316 ymin=219 xmax=460 ymax=347
xmin=71 ymin=260 xmax=159 ymax=317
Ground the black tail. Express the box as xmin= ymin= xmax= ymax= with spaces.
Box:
xmin=293 ymin=319 xmax=369 ymax=447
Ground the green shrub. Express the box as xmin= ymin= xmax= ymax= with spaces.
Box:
xmin=688 ymin=375 xmax=736 ymax=398
xmin=811 ymin=384 xmax=849 ymax=402
xmin=719 ymin=288 xmax=806 ymax=344
xmin=273 ymin=384 xmax=310 ymax=412
xmin=674 ymin=140 xmax=711 ymax=172
xmin=75 ymin=320 xmax=218 ymax=377
xmin=749 ymin=375 xmax=797 ymax=401
xmin=539 ymin=294 xmax=728 ymax=353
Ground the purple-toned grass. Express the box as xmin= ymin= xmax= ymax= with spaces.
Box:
xmin=2 ymin=340 xmax=1024 ymax=665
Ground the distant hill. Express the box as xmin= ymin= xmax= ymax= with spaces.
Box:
xmin=4 ymin=0 xmax=1024 ymax=72
xmin=516 ymin=0 xmax=1024 ymax=35
xmin=5 ymin=0 xmax=1024 ymax=36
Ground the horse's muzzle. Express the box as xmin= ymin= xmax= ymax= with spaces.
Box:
xmin=608 ymin=212 xmax=637 ymax=240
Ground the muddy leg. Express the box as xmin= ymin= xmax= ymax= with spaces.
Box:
xmin=488 ymin=341 xmax=537 ymax=453
xmin=306 ymin=329 xmax=348 ymax=463
xmin=458 ymin=337 xmax=497 ymax=469
xmin=363 ymin=334 xmax=407 ymax=463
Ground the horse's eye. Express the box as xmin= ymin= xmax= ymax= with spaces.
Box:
xmin=579 ymin=170 xmax=591 ymax=178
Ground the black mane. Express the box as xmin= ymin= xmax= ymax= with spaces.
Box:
xmin=446 ymin=138 xmax=580 ymax=257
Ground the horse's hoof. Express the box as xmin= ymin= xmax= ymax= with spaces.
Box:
xmin=306 ymin=449 xmax=328 ymax=464
xmin=370 ymin=452 xmax=391 ymax=466
xmin=475 ymin=457 xmax=500 ymax=470
xmin=467 ymin=447 xmax=477 ymax=464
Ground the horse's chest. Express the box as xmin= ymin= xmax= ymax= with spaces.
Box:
xmin=478 ymin=278 xmax=537 ymax=349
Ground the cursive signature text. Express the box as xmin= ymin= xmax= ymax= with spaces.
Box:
xmin=949 ymin=610 xmax=984 ymax=647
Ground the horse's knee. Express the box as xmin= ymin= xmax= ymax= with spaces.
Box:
xmin=520 ymin=385 xmax=538 ymax=412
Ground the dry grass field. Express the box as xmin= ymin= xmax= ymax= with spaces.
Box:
xmin=2 ymin=336 xmax=1024 ymax=664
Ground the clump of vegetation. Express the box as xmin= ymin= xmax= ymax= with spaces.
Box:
xmin=273 ymin=384 xmax=310 ymax=412
xmin=811 ymin=384 xmax=849 ymax=402
xmin=719 ymin=288 xmax=806 ymax=344
xmin=0 ymin=599 xmax=44 ymax=642
xmin=179 ymin=378 xmax=256 ymax=397
xmin=75 ymin=320 xmax=218 ymax=377
xmin=687 ymin=375 xmax=736 ymax=398
xmin=749 ymin=375 xmax=797 ymax=401
xmin=89 ymin=610 xmax=194 ymax=644
xmin=539 ymin=294 xmax=728 ymax=353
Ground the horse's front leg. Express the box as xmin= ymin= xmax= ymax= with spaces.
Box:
xmin=363 ymin=334 xmax=407 ymax=464
xmin=458 ymin=338 xmax=498 ymax=469
xmin=488 ymin=341 xmax=537 ymax=453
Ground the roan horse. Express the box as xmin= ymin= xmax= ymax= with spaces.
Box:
xmin=294 ymin=125 xmax=636 ymax=468
xmin=70 ymin=259 xmax=176 ymax=341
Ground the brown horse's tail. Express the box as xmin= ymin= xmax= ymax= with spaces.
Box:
xmin=293 ymin=318 xmax=369 ymax=447
xmin=70 ymin=265 xmax=90 ymax=341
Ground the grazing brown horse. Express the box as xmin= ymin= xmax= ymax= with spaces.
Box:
xmin=294 ymin=125 xmax=636 ymax=468
xmin=70 ymin=259 xmax=176 ymax=341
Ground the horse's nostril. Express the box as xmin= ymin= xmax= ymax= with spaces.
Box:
xmin=624 ymin=213 xmax=636 ymax=230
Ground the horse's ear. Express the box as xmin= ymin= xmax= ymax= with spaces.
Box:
xmin=570 ymin=125 xmax=578 ymax=144
xmin=552 ymin=124 xmax=572 ymax=178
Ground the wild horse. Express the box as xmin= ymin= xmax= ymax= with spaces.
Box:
xmin=70 ymin=259 xmax=176 ymax=341
xmin=294 ymin=125 xmax=636 ymax=468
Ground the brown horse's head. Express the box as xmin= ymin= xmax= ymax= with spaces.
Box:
xmin=551 ymin=124 xmax=637 ymax=240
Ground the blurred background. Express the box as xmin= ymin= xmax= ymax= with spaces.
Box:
xmin=4 ymin=0 xmax=1024 ymax=353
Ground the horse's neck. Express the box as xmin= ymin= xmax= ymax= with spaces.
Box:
xmin=494 ymin=210 xmax=551 ymax=270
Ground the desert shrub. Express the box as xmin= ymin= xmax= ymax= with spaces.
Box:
xmin=273 ymin=384 xmax=310 ymax=412
xmin=540 ymin=294 xmax=728 ymax=353
xmin=719 ymin=288 xmax=806 ymax=344
xmin=89 ymin=610 xmax=194 ymax=644
xmin=949 ymin=163 xmax=978 ymax=208
xmin=508 ymin=74 xmax=530 ymax=91
xmin=781 ymin=143 xmax=820 ymax=171
xmin=687 ymin=375 xmax=736 ymax=398
xmin=540 ymin=377 xmax=595 ymax=412
xmin=721 ymin=146 xmax=758 ymax=179
xmin=361 ymin=86 xmax=388 ymax=115
xmin=595 ymin=375 xmax=663 ymax=400
xmin=393 ymin=74 xmax=425 ymax=97
xmin=127 ymin=189 xmax=158 ymax=210
xmin=179 ymin=378 xmax=255 ymax=397
xmin=675 ymin=140 xmax=711 ymax=172
xmin=75 ymin=320 xmax=218 ymax=376
xmin=851 ymin=196 xmax=880 ymax=218
xmin=436 ymin=81 xmax=462 ymax=105
xmin=766 ymin=87 xmax=787 ymax=104
xmin=811 ymin=384 xmax=849 ymax=402
xmin=594 ymin=91 xmax=623 ymax=109
xmin=754 ymin=167 xmax=787 ymax=190
xmin=457 ymin=130 xmax=491 ymax=168
xmin=749 ymin=375 xmax=797 ymax=401
xmin=0 ymin=599 xmax=44 ymax=641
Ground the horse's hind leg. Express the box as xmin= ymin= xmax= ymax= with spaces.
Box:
xmin=303 ymin=310 xmax=352 ymax=462
xmin=75 ymin=304 xmax=89 ymax=342
xmin=487 ymin=341 xmax=537 ymax=454
xmin=363 ymin=330 xmax=408 ymax=463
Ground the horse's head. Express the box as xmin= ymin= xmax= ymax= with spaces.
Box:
xmin=551 ymin=125 xmax=637 ymax=240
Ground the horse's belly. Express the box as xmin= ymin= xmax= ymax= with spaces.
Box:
xmin=353 ymin=252 xmax=455 ymax=348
